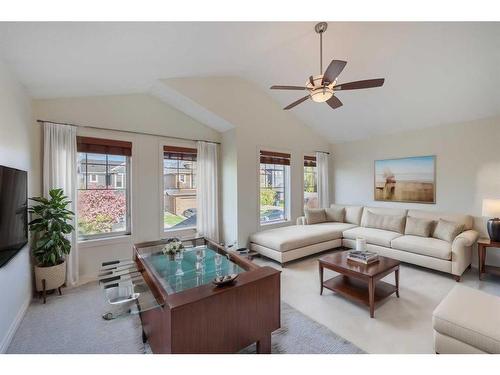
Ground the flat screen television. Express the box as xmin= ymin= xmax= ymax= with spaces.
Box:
xmin=0 ymin=165 xmax=28 ymax=267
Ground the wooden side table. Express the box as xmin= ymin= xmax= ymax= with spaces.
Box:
xmin=477 ymin=238 xmax=500 ymax=280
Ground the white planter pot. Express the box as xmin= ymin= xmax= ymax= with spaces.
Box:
xmin=34 ymin=260 xmax=66 ymax=292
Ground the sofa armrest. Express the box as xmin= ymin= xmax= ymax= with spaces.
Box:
xmin=297 ymin=216 xmax=307 ymax=225
xmin=451 ymin=230 xmax=479 ymax=276
xmin=453 ymin=230 xmax=479 ymax=248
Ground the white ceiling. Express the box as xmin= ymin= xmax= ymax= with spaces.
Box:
xmin=0 ymin=22 xmax=499 ymax=143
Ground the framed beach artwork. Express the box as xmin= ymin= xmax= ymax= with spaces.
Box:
xmin=374 ymin=155 xmax=436 ymax=204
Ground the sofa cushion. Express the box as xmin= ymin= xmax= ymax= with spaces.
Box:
xmin=433 ymin=219 xmax=464 ymax=242
xmin=433 ymin=285 xmax=500 ymax=353
xmin=331 ymin=204 xmax=363 ymax=225
xmin=342 ymin=227 xmax=403 ymax=247
xmin=305 ymin=208 xmax=326 ymax=224
xmin=249 ymin=223 xmax=350 ymax=252
xmin=361 ymin=206 xmax=408 ymax=227
xmin=405 ymin=216 xmax=434 ymax=237
xmin=391 ymin=235 xmax=452 ymax=260
xmin=325 ymin=207 xmax=345 ymax=223
xmin=408 ymin=209 xmax=473 ymax=231
xmin=364 ymin=210 xmax=406 ymax=234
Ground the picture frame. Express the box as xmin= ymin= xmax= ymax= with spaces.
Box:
xmin=374 ymin=155 xmax=436 ymax=204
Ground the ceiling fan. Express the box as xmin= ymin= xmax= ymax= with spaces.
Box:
xmin=270 ymin=22 xmax=385 ymax=110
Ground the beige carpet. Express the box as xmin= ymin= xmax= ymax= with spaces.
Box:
xmin=254 ymin=249 xmax=500 ymax=354
xmin=8 ymin=281 xmax=363 ymax=354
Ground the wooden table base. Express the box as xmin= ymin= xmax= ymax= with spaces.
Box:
xmin=478 ymin=240 xmax=500 ymax=280
xmin=322 ymin=275 xmax=398 ymax=318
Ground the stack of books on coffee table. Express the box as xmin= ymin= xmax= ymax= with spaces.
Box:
xmin=347 ymin=250 xmax=379 ymax=264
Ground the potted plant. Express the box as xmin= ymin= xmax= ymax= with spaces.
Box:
xmin=162 ymin=238 xmax=184 ymax=260
xmin=28 ymin=188 xmax=74 ymax=303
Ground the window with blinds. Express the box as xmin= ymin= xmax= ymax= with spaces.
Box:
xmin=304 ymin=155 xmax=319 ymax=209
xmin=163 ymin=146 xmax=197 ymax=231
xmin=76 ymin=136 xmax=131 ymax=239
xmin=259 ymin=150 xmax=291 ymax=224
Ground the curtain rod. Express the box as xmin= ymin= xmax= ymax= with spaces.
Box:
xmin=36 ymin=119 xmax=221 ymax=145
xmin=314 ymin=150 xmax=331 ymax=155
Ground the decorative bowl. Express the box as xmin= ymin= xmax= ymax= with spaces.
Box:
xmin=212 ymin=273 xmax=239 ymax=287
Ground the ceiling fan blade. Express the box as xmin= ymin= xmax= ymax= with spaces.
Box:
xmin=270 ymin=85 xmax=307 ymax=90
xmin=334 ymin=78 xmax=385 ymax=91
xmin=326 ymin=95 xmax=343 ymax=110
xmin=284 ymin=95 xmax=310 ymax=110
xmin=322 ymin=60 xmax=347 ymax=84
xmin=309 ymin=76 xmax=315 ymax=86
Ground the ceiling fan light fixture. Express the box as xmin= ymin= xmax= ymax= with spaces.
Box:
xmin=310 ymin=88 xmax=333 ymax=103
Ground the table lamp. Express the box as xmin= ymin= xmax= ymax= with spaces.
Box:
xmin=482 ymin=199 xmax=500 ymax=241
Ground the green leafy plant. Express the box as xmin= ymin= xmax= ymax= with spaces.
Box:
xmin=28 ymin=188 xmax=75 ymax=267
xmin=260 ymin=188 xmax=277 ymax=206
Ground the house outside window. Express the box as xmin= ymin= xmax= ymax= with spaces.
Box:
xmin=76 ymin=136 xmax=131 ymax=239
xmin=163 ymin=146 xmax=197 ymax=231
xmin=260 ymin=150 xmax=291 ymax=224
xmin=304 ymin=155 xmax=319 ymax=209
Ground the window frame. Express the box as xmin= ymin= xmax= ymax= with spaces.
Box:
xmin=258 ymin=149 xmax=291 ymax=227
xmin=77 ymin=152 xmax=132 ymax=242
xmin=161 ymin=144 xmax=198 ymax=236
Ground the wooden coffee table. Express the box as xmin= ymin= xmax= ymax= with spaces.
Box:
xmin=319 ymin=251 xmax=400 ymax=318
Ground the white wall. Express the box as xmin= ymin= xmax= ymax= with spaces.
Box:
xmin=332 ymin=116 xmax=500 ymax=266
xmin=163 ymin=77 xmax=332 ymax=247
xmin=0 ymin=59 xmax=41 ymax=352
xmin=34 ymin=94 xmax=220 ymax=282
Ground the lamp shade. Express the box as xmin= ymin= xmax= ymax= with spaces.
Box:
xmin=482 ymin=199 xmax=500 ymax=218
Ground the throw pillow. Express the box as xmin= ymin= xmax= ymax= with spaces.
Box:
xmin=305 ymin=209 xmax=326 ymax=225
xmin=325 ymin=207 xmax=345 ymax=222
xmin=404 ymin=216 xmax=434 ymax=237
xmin=433 ymin=219 xmax=464 ymax=242
xmin=364 ymin=210 xmax=406 ymax=234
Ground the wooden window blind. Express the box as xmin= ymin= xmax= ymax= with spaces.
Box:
xmin=163 ymin=145 xmax=197 ymax=161
xmin=77 ymin=136 xmax=132 ymax=156
xmin=260 ymin=150 xmax=291 ymax=166
xmin=304 ymin=155 xmax=317 ymax=167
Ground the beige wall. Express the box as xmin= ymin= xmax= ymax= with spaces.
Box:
xmin=331 ymin=116 xmax=500 ymax=267
xmin=163 ymin=77 xmax=332 ymax=247
xmin=0 ymin=59 xmax=41 ymax=352
xmin=33 ymin=94 xmax=221 ymax=281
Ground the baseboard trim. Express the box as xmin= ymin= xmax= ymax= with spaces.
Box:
xmin=0 ymin=295 xmax=30 ymax=353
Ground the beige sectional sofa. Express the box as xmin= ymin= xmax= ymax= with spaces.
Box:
xmin=249 ymin=204 xmax=479 ymax=280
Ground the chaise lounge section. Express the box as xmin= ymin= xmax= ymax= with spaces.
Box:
xmin=249 ymin=204 xmax=479 ymax=280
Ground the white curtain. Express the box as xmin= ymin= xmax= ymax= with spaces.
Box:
xmin=43 ymin=123 xmax=79 ymax=286
xmin=316 ymin=151 xmax=330 ymax=209
xmin=196 ymin=141 xmax=220 ymax=242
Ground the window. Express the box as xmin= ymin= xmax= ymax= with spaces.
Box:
xmin=304 ymin=155 xmax=319 ymax=209
xmin=163 ymin=146 xmax=197 ymax=231
xmin=114 ymin=173 xmax=124 ymax=188
xmin=76 ymin=137 xmax=131 ymax=239
xmin=260 ymin=150 xmax=290 ymax=224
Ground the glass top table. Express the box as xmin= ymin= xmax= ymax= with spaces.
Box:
xmin=136 ymin=244 xmax=246 ymax=294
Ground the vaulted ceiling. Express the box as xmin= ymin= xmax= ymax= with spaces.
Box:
xmin=0 ymin=22 xmax=499 ymax=142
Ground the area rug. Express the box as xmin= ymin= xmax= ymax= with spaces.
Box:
xmin=8 ymin=282 xmax=363 ymax=354
xmin=240 ymin=302 xmax=364 ymax=354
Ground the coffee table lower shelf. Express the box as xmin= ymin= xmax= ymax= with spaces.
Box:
xmin=322 ymin=275 xmax=397 ymax=313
